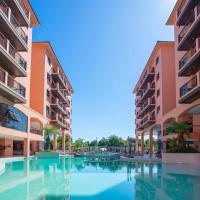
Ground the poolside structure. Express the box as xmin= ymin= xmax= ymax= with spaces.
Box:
xmin=134 ymin=41 xmax=176 ymax=155
xmin=30 ymin=42 xmax=74 ymax=154
xmin=0 ymin=0 xmax=73 ymax=157
xmin=133 ymin=0 xmax=200 ymax=154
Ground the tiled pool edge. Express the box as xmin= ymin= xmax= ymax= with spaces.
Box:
xmin=0 ymin=157 xmax=34 ymax=175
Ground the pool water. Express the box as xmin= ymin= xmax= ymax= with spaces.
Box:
xmin=0 ymin=157 xmax=200 ymax=200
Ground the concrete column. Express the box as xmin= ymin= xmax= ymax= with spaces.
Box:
xmin=62 ymin=132 xmax=66 ymax=154
xmin=141 ymin=132 xmax=144 ymax=154
xmin=24 ymin=138 xmax=30 ymax=157
xmin=135 ymin=134 xmax=139 ymax=154
xmin=38 ymin=141 xmax=43 ymax=151
xmin=53 ymin=135 xmax=57 ymax=152
xmin=149 ymin=129 xmax=153 ymax=155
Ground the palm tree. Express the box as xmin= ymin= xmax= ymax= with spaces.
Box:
xmin=43 ymin=125 xmax=58 ymax=150
xmin=172 ymin=122 xmax=191 ymax=147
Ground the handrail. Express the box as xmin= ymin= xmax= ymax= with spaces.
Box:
xmin=178 ymin=13 xmax=195 ymax=43
xmin=177 ymin=0 xmax=187 ymax=17
xmin=0 ymin=66 xmax=26 ymax=97
xmin=7 ymin=74 xmax=26 ymax=97
xmin=179 ymin=40 xmax=197 ymax=70
xmin=0 ymin=0 xmax=9 ymax=17
xmin=10 ymin=12 xmax=28 ymax=44
xmin=17 ymin=0 xmax=29 ymax=18
xmin=0 ymin=32 xmax=27 ymax=70
xmin=180 ymin=75 xmax=198 ymax=97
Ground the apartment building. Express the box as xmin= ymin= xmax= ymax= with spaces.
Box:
xmin=134 ymin=0 xmax=200 ymax=153
xmin=134 ymin=41 xmax=176 ymax=154
xmin=0 ymin=0 xmax=48 ymax=157
xmin=30 ymin=42 xmax=74 ymax=154
xmin=162 ymin=0 xmax=200 ymax=151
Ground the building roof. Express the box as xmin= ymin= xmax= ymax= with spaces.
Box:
xmin=166 ymin=0 xmax=183 ymax=25
xmin=32 ymin=42 xmax=74 ymax=93
xmin=133 ymin=41 xmax=174 ymax=93
xmin=24 ymin=0 xmax=40 ymax=26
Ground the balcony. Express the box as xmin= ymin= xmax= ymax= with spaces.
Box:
xmin=140 ymin=112 xmax=156 ymax=129
xmin=139 ymin=67 xmax=155 ymax=90
xmin=140 ymin=82 xmax=155 ymax=103
xmin=0 ymin=66 xmax=26 ymax=103
xmin=135 ymin=95 xmax=143 ymax=107
xmin=5 ymin=0 xmax=30 ymax=26
xmin=51 ymin=68 xmax=67 ymax=89
xmin=0 ymin=1 xmax=28 ymax=51
xmin=179 ymin=38 xmax=200 ymax=76
xmin=50 ymin=96 xmax=67 ymax=115
xmin=178 ymin=3 xmax=200 ymax=51
xmin=30 ymin=128 xmax=43 ymax=136
xmin=138 ymin=96 xmax=155 ymax=118
xmin=0 ymin=32 xmax=27 ymax=77
xmin=51 ymin=82 xmax=67 ymax=103
xmin=177 ymin=0 xmax=198 ymax=26
xmin=51 ymin=114 xmax=67 ymax=129
xmin=179 ymin=72 xmax=200 ymax=103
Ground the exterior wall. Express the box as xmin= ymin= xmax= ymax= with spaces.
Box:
xmin=161 ymin=44 xmax=176 ymax=115
xmin=30 ymin=46 xmax=46 ymax=115
xmin=0 ymin=1 xmax=47 ymax=157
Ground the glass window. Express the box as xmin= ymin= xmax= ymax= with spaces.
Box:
xmin=47 ymin=72 xmax=51 ymax=83
xmin=157 ymin=106 xmax=160 ymax=115
xmin=46 ymin=106 xmax=50 ymax=117
xmin=156 ymin=72 xmax=160 ymax=81
xmin=47 ymin=56 xmax=51 ymax=66
xmin=155 ymin=56 xmax=159 ymax=65
xmin=157 ymin=89 xmax=160 ymax=97
xmin=0 ymin=104 xmax=28 ymax=132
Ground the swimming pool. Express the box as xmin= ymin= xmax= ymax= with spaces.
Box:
xmin=0 ymin=157 xmax=200 ymax=200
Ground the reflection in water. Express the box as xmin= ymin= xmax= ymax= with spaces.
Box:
xmin=0 ymin=157 xmax=200 ymax=200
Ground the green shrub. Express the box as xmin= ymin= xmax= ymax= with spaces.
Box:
xmin=167 ymin=146 xmax=199 ymax=153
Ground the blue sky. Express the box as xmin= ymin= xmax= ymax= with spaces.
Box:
xmin=30 ymin=0 xmax=176 ymax=141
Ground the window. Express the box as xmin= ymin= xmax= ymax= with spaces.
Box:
xmin=0 ymin=103 xmax=28 ymax=132
xmin=156 ymin=72 xmax=160 ymax=81
xmin=155 ymin=56 xmax=159 ymax=65
xmin=47 ymin=72 xmax=51 ymax=83
xmin=157 ymin=106 xmax=160 ymax=115
xmin=46 ymin=90 xmax=50 ymax=100
xmin=46 ymin=106 xmax=50 ymax=117
xmin=47 ymin=56 xmax=52 ymax=66
xmin=157 ymin=89 xmax=160 ymax=97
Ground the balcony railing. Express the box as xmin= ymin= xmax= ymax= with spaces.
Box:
xmin=177 ymin=0 xmax=187 ymax=17
xmin=180 ymin=75 xmax=198 ymax=98
xmin=17 ymin=0 xmax=29 ymax=19
xmin=0 ymin=66 xmax=26 ymax=98
xmin=179 ymin=40 xmax=197 ymax=70
xmin=178 ymin=13 xmax=195 ymax=44
xmin=0 ymin=32 xmax=27 ymax=71
xmin=10 ymin=12 xmax=28 ymax=44
xmin=30 ymin=128 xmax=43 ymax=136
xmin=0 ymin=0 xmax=9 ymax=17
xmin=51 ymin=95 xmax=67 ymax=113
xmin=0 ymin=1 xmax=28 ymax=44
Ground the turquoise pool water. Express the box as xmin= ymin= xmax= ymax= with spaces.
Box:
xmin=0 ymin=157 xmax=200 ymax=200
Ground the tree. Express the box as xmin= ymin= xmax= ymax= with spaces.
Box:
xmin=89 ymin=140 xmax=98 ymax=147
xmin=98 ymin=137 xmax=109 ymax=147
xmin=172 ymin=122 xmax=191 ymax=147
xmin=107 ymin=135 xmax=124 ymax=147
xmin=43 ymin=126 xmax=57 ymax=150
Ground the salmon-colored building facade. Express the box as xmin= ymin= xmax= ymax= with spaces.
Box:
xmin=134 ymin=0 xmax=200 ymax=154
xmin=0 ymin=0 xmax=73 ymax=157
xmin=30 ymin=42 xmax=74 ymax=154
